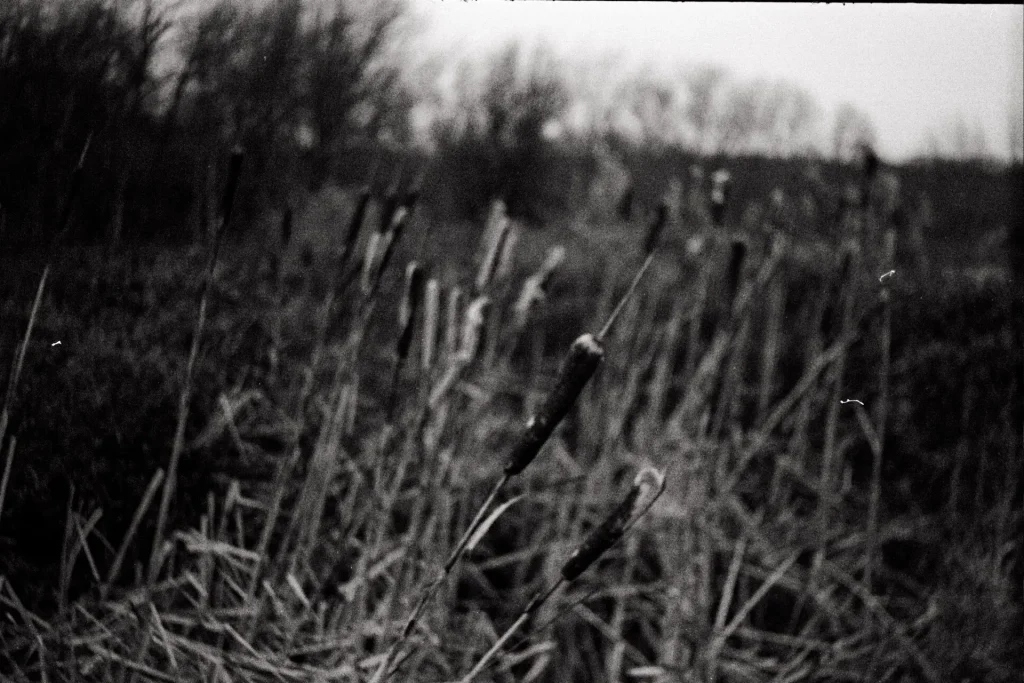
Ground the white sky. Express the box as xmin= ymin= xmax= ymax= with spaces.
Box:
xmin=408 ymin=1 xmax=1024 ymax=162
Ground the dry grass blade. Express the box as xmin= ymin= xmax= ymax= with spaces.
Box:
xmin=706 ymin=553 xmax=798 ymax=681
xmin=103 ymin=467 xmax=166 ymax=598
xmin=464 ymin=494 xmax=524 ymax=555
xmin=0 ymin=435 xmax=16 ymax=527
xmin=149 ymin=148 xmax=243 ymax=589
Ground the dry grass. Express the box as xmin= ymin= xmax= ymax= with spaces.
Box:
xmin=0 ymin=156 xmax=1020 ymax=683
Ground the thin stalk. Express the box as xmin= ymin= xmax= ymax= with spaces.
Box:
xmin=148 ymin=149 xmax=242 ymax=588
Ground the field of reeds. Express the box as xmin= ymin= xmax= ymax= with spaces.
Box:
xmin=0 ymin=150 xmax=1021 ymax=683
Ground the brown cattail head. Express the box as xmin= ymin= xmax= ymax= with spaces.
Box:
xmin=514 ymin=274 xmax=546 ymax=329
xmin=421 ymin=278 xmax=440 ymax=371
xmin=495 ymin=219 xmax=520 ymax=282
xmin=513 ymin=245 xmax=565 ymax=329
xmin=538 ymin=245 xmax=566 ymax=285
xmin=485 ymin=198 xmax=507 ymax=234
xmin=378 ymin=207 xmax=409 ymax=267
xmin=361 ymin=231 xmax=383 ymax=293
xmin=444 ymin=285 xmax=464 ymax=361
xmin=342 ymin=186 xmax=371 ymax=261
xmin=363 ymin=206 xmax=410 ymax=295
xmin=378 ymin=161 xmax=405 ymax=233
xmin=476 ymin=214 xmax=512 ymax=293
xmin=457 ymin=295 xmax=491 ymax=364
xmin=395 ymin=262 xmax=419 ymax=333
xmin=504 ymin=333 xmax=604 ymax=476
xmin=560 ymin=467 xmax=666 ymax=582
xmin=398 ymin=262 xmax=425 ymax=360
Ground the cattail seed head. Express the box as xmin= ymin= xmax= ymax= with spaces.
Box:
xmin=539 ymin=245 xmax=566 ymax=282
xmin=361 ymin=232 xmax=383 ymax=292
xmin=512 ymin=246 xmax=564 ymax=328
xmin=457 ymin=296 xmax=491 ymax=364
xmin=486 ymin=198 xmax=507 ymax=234
xmin=342 ymin=187 xmax=371 ymax=260
xmin=444 ymin=286 xmax=464 ymax=361
xmin=397 ymin=262 xmax=424 ymax=361
xmin=399 ymin=262 xmax=424 ymax=329
xmin=514 ymin=274 xmax=547 ymax=328
xmin=364 ymin=207 xmax=410 ymax=295
xmin=504 ymin=333 xmax=604 ymax=476
xmin=495 ymin=219 xmax=520 ymax=282
xmin=422 ymin=278 xmax=440 ymax=371
xmin=476 ymin=214 xmax=512 ymax=293
xmin=560 ymin=467 xmax=666 ymax=582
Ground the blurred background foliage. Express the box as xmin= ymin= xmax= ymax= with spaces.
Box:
xmin=0 ymin=0 xmax=1019 ymax=263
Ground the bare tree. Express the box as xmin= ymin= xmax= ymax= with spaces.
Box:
xmin=432 ymin=41 xmax=570 ymax=221
xmin=685 ymin=64 xmax=727 ymax=155
xmin=717 ymin=81 xmax=760 ymax=155
xmin=832 ymin=102 xmax=877 ymax=162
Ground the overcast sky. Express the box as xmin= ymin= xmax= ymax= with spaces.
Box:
xmin=409 ymin=2 xmax=1024 ymax=162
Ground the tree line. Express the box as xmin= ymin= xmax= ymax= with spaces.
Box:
xmin=0 ymin=0 xmax=1015 ymax=248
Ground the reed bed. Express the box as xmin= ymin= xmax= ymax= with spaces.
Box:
xmin=0 ymin=153 xmax=1020 ymax=683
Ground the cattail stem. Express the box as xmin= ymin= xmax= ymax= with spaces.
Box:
xmin=644 ymin=202 xmax=668 ymax=255
xmin=149 ymin=148 xmax=243 ymax=587
xmin=54 ymin=133 xmax=91 ymax=243
xmin=460 ymin=468 xmax=665 ymax=683
xmin=865 ymin=229 xmax=894 ymax=591
xmin=597 ymin=250 xmax=656 ymax=342
xmin=457 ymin=579 xmax=563 ymax=683
xmin=445 ymin=473 xmax=510 ymax=573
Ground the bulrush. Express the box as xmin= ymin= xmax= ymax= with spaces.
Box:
xmin=494 ymin=219 xmax=520 ymax=282
xmin=342 ymin=183 xmax=372 ymax=265
xmin=388 ymin=262 xmax=425 ymax=416
xmin=397 ymin=262 xmax=425 ymax=363
xmin=421 ymin=278 xmax=440 ymax=371
xmin=504 ymin=333 xmax=604 ymax=476
xmin=376 ymin=242 xmax=659 ymax=683
xmin=457 ymin=295 xmax=492 ymax=365
xmin=457 ymin=467 xmax=667 ymax=683
xmin=444 ymin=285 xmax=465 ymax=362
xmin=514 ymin=245 xmax=566 ymax=329
xmin=362 ymin=205 xmax=409 ymax=296
xmin=561 ymin=466 xmax=666 ymax=581
xmin=475 ymin=212 xmax=512 ymax=294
